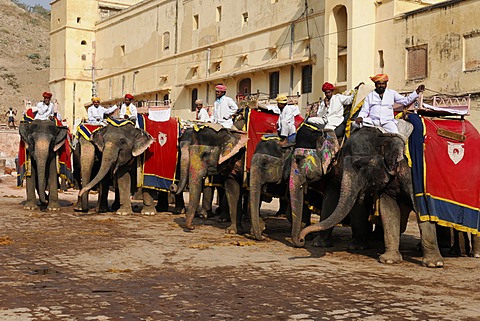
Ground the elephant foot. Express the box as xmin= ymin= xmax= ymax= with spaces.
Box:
xmin=348 ymin=239 xmax=370 ymax=250
xmin=421 ymin=254 xmax=444 ymax=268
xmin=226 ymin=224 xmax=244 ymax=235
xmin=173 ymin=206 xmax=186 ymax=215
xmin=141 ymin=206 xmax=157 ymax=216
xmin=472 ymin=252 xmax=480 ymax=258
xmin=379 ymin=251 xmax=403 ymax=264
xmin=24 ymin=202 xmax=38 ymax=211
xmin=116 ymin=207 xmax=133 ymax=216
xmin=217 ymin=213 xmax=231 ymax=223
xmin=97 ymin=206 xmax=110 ymax=214
xmin=155 ymin=205 xmax=169 ymax=213
xmin=74 ymin=206 xmax=88 ymax=213
xmin=312 ymin=235 xmax=333 ymax=248
xmin=47 ymin=206 xmax=62 ymax=211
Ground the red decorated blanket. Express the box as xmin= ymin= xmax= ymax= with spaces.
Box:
xmin=410 ymin=114 xmax=480 ymax=234
xmin=137 ymin=114 xmax=179 ymax=192
xmin=245 ymin=108 xmax=303 ymax=171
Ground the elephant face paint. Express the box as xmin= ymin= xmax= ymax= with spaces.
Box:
xmin=291 ymin=148 xmax=322 ymax=182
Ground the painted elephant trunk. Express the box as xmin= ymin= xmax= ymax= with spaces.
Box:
xmin=248 ymin=160 xmax=265 ymax=241
xmin=173 ymin=141 xmax=190 ymax=194
xmin=79 ymin=143 xmax=119 ymax=197
xmin=298 ymin=158 xmax=363 ymax=243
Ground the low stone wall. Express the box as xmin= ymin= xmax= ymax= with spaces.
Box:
xmin=0 ymin=129 xmax=20 ymax=169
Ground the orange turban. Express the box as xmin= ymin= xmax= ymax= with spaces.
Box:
xmin=321 ymin=82 xmax=335 ymax=92
xmin=215 ymin=84 xmax=227 ymax=92
xmin=370 ymin=74 xmax=389 ymax=83
xmin=42 ymin=92 xmax=52 ymax=99
xmin=125 ymin=93 xmax=134 ymax=100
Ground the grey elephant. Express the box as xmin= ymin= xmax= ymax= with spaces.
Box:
xmin=298 ymin=127 xmax=444 ymax=267
xmin=175 ymin=123 xmax=247 ymax=234
xmin=19 ymin=119 xmax=70 ymax=210
xmin=289 ymin=124 xmax=340 ymax=247
xmin=73 ymin=126 xmax=111 ymax=213
xmin=78 ymin=121 xmax=154 ymax=215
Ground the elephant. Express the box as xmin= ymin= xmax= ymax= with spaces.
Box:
xmin=78 ymin=121 xmax=154 ymax=215
xmin=289 ymin=124 xmax=340 ymax=247
xmin=19 ymin=119 xmax=69 ymax=210
xmin=248 ymin=138 xmax=316 ymax=241
xmin=175 ymin=123 xmax=247 ymax=234
xmin=298 ymin=127 xmax=444 ymax=267
xmin=73 ymin=130 xmax=111 ymax=213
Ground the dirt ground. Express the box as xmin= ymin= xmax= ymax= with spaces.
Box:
xmin=0 ymin=175 xmax=479 ymax=321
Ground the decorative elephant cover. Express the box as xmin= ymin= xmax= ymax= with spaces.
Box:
xmin=76 ymin=124 xmax=103 ymax=141
xmin=137 ymin=114 xmax=179 ymax=192
xmin=17 ymin=115 xmax=74 ymax=187
xmin=245 ymin=108 xmax=303 ymax=171
xmin=409 ymin=114 xmax=480 ymax=235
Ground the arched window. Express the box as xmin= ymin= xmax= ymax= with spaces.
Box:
xmin=269 ymin=72 xmax=279 ymax=99
xmin=301 ymin=65 xmax=312 ymax=94
xmin=238 ymin=78 xmax=251 ymax=96
xmin=191 ymin=88 xmax=198 ymax=112
xmin=163 ymin=32 xmax=170 ymax=51
xmin=334 ymin=5 xmax=347 ymax=83
xmin=81 ymin=40 xmax=87 ymax=45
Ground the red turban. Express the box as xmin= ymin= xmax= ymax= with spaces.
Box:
xmin=42 ymin=92 xmax=52 ymax=99
xmin=370 ymin=74 xmax=389 ymax=83
xmin=125 ymin=93 xmax=134 ymax=100
xmin=215 ymin=84 xmax=227 ymax=92
xmin=321 ymin=82 xmax=335 ymax=92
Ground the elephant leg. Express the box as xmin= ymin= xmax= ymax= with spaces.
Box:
xmin=215 ymin=187 xmax=226 ymax=216
xmin=75 ymin=142 xmax=95 ymax=212
xmin=450 ymin=229 xmax=462 ymax=256
xmin=472 ymin=234 xmax=480 ymax=258
xmin=24 ymin=171 xmax=38 ymax=210
xmin=173 ymin=193 xmax=186 ymax=214
xmin=224 ymin=177 xmax=243 ymax=235
xmin=141 ymin=188 xmax=157 ymax=215
xmin=115 ymin=170 xmax=133 ymax=215
xmin=47 ymin=159 xmax=61 ymax=211
xmin=348 ymin=201 xmax=371 ymax=250
xmin=96 ymin=179 xmax=110 ymax=213
xmin=201 ymin=186 xmax=214 ymax=218
xmin=378 ymin=194 xmax=402 ymax=264
xmin=111 ymin=188 xmax=121 ymax=212
xmin=156 ymin=191 xmax=169 ymax=212
xmin=312 ymin=184 xmax=339 ymax=248
xmin=276 ymin=198 xmax=289 ymax=217
xmin=418 ymin=219 xmax=444 ymax=267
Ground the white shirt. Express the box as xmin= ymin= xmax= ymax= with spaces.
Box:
xmin=197 ymin=108 xmax=211 ymax=122
xmin=88 ymin=105 xmax=118 ymax=124
xmin=119 ymin=103 xmax=138 ymax=121
xmin=34 ymin=102 xmax=54 ymax=120
xmin=277 ymin=104 xmax=300 ymax=137
xmin=358 ymin=89 xmax=418 ymax=126
xmin=213 ymin=95 xmax=238 ymax=128
xmin=307 ymin=93 xmax=354 ymax=130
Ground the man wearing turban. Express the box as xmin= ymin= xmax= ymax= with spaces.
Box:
xmin=307 ymin=81 xmax=363 ymax=135
xmin=120 ymin=93 xmax=138 ymax=123
xmin=87 ymin=97 xmax=118 ymax=125
xmin=195 ymin=99 xmax=212 ymax=122
xmin=276 ymin=94 xmax=300 ymax=146
xmin=212 ymin=84 xmax=238 ymax=128
xmin=34 ymin=92 xmax=55 ymax=120
xmin=354 ymin=74 xmax=425 ymax=133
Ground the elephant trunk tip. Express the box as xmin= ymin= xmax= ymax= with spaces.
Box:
xmin=170 ymin=183 xmax=178 ymax=194
xmin=79 ymin=188 xmax=88 ymax=197
xmin=293 ymin=237 xmax=306 ymax=248
xmin=185 ymin=223 xmax=195 ymax=231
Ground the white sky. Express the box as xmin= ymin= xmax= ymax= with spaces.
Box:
xmin=17 ymin=0 xmax=51 ymax=9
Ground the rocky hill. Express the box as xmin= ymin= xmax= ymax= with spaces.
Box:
xmin=0 ymin=0 xmax=50 ymax=125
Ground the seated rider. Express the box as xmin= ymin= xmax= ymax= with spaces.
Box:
xmin=307 ymin=82 xmax=363 ymax=136
xmin=354 ymin=73 xmax=425 ymax=134
xmin=276 ymin=95 xmax=299 ymax=147
xmin=87 ymin=97 xmax=118 ymax=125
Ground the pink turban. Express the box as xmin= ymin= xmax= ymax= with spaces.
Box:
xmin=370 ymin=74 xmax=389 ymax=83
xmin=215 ymin=84 xmax=227 ymax=92
xmin=321 ymin=82 xmax=335 ymax=92
xmin=42 ymin=92 xmax=52 ymax=99
xmin=125 ymin=93 xmax=134 ymax=100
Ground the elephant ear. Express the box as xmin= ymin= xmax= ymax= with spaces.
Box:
xmin=382 ymin=137 xmax=405 ymax=175
xmin=53 ymin=126 xmax=69 ymax=152
xmin=91 ymin=126 xmax=108 ymax=151
xmin=218 ymin=131 xmax=248 ymax=164
xmin=132 ymin=129 xmax=154 ymax=157
xmin=19 ymin=122 xmax=33 ymax=150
